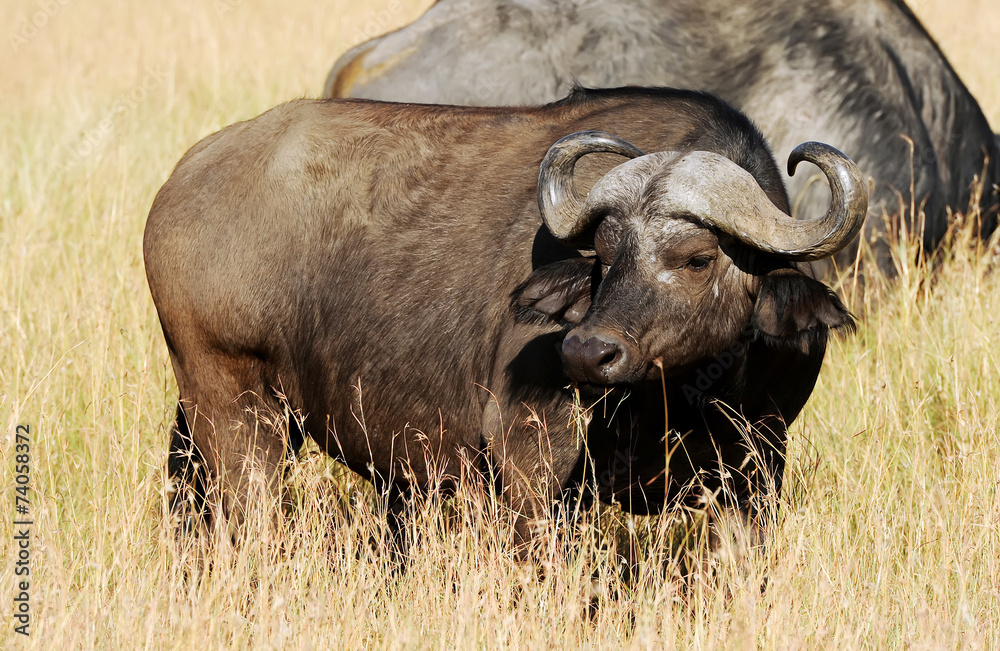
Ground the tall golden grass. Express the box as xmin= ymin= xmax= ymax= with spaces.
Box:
xmin=2 ymin=0 xmax=999 ymax=647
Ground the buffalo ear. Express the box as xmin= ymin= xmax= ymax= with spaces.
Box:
xmin=511 ymin=257 xmax=595 ymax=325
xmin=752 ymin=268 xmax=856 ymax=344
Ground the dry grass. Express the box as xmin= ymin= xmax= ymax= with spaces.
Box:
xmin=2 ymin=0 xmax=999 ymax=648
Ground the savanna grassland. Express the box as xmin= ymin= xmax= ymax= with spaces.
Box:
xmin=2 ymin=0 xmax=999 ymax=648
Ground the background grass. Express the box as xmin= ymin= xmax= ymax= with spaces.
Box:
xmin=2 ymin=0 xmax=999 ymax=648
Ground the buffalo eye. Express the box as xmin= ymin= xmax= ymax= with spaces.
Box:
xmin=686 ymin=255 xmax=714 ymax=271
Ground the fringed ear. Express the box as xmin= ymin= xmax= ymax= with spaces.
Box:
xmin=511 ymin=257 xmax=596 ymax=326
xmin=752 ymin=268 xmax=855 ymax=346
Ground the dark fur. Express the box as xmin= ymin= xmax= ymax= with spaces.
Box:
xmin=146 ymin=88 xmax=849 ymax=549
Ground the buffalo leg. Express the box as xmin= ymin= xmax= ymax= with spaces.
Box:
xmin=485 ymin=408 xmax=581 ymax=554
xmin=719 ymin=418 xmax=785 ymax=534
xmin=689 ymin=417 xmax=786 ymax=572
xmin=367 ymin=474 xmax=411 ymax=568
xmin=166 ymin=403 xmax=209 ymax=534
xmin=171 ymin=352 xmax=289 ymax=539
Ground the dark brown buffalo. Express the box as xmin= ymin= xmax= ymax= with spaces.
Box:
xmin=145 ymin=88 xmax=866 ymax=550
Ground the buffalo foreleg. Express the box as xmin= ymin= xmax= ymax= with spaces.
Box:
xmin=484 ymin=401 xmax=581 ymax=556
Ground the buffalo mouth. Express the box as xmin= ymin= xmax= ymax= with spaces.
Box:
xmin=561 ymin=326 xmax=718 ymax=387
xmin=566 ymin=362 xmax=671 ymax=412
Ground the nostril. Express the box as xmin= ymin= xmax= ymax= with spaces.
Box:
xmin=596 ymin=349 xmax=619 ymax=368
xmin=582 ymin=338 xmax=620 ymax=369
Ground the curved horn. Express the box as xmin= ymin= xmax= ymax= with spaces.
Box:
xmin=627 ymin=142 xmax=868 ymax=261
xmin=783 ymin=141 xmax=869 ymax=258
xmin=538 ymin=131 xmax=645 ymax=247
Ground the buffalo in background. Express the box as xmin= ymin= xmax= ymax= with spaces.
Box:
xmin=326 ymin=0 xmax=998 ymax=277
xmin=145 ymin=88 xmax=866 ymax=555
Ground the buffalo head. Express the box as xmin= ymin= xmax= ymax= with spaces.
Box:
xmin=515 ymin=131 xmax=867 ymax=386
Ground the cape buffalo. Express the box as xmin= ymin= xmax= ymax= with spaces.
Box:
xmin=145 ymin=88 xmax=866 ymax=552
xmin=326 ymin=0 xmax=997 ymax=277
